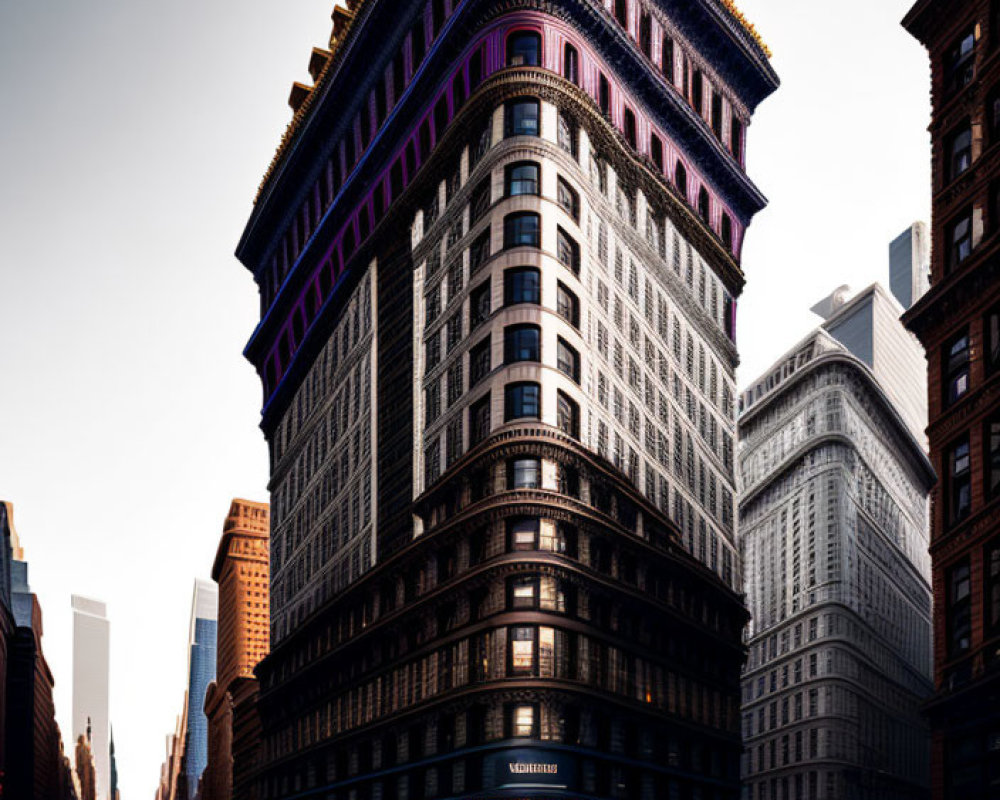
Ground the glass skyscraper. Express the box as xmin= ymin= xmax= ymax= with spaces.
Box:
xmin=184 ymin=578 xmax=218 ymax=795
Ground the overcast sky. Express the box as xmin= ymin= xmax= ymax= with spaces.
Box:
xmin=0 ymin=1 xmax=929 ymax=797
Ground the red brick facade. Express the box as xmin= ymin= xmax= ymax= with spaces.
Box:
xmin=201 ymin=499 xmax=269 ymax=800
xmin=904 ymin=1 xmax=1000 ymax=796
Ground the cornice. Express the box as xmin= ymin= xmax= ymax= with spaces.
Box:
xmin=904 ymin=250 xmax=1000 ymax=339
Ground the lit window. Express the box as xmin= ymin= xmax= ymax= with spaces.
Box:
xmin=505 ymin=98 xmax=540 ymax=137
xmin=506 ymin=31 xmax=541 ymax=67
xmin=510 ymin=627 xmax=535 ymax=674
xmin=510 ymin=704 xmax=536 ymax=737
xmin=510 ymin=577 xmax=537 ymax=609
xmin=509 ymin=518 xmax=539 ymax=551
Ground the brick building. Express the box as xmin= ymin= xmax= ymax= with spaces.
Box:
xmin=903 ymin=1 xmax=1000 ymax=796
xmin=202 ymin=499 xmax=270 ymax=800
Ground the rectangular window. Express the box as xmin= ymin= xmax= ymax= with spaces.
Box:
xmin=505 ymin=161 xmax=540 ymax=196
xmin=948 ymin=210 xmax=972 ymax=271
xmin=470 ymin=337 xmax=491 ymax=385
xmin=947 ymin=124 xmax=973 ymax=181
xmin=469 ymin=228 xmax=491 ymax=274
xmin=557 ymin=227 xmax=580 ymax=273
xmin=510 ymin=626 xmax=535 ymax=674
xmin=949 ymin=436 xmax=972 ymax=526
xmin=469 ymin=393 xmax=491 ymax=445
xmin=470 ymin=280 xmax=490 ymax=328
xmin=557 ymin=338 xmax=580 ymax=382
xmin=508 ymin=457 xmax=541 ymax=489
xmin=556 ymin=282 xmax=579 ymax=328
xmin=510 ymin=704 xmax=537 ymax=737
xmin=948 ymin=560 xmax=972 ymax=656
xmin=945 ymin=28 xmax=976 ymax=95
xmin=509 ymin=518 xmax=539 ymax=551
xmin=505 ymin=98 xmax=540 ymax=137
xmin=945 ymin=332 xmax=971 ymax=406
xmin=557 ymin=177 xmax=580 ymax=219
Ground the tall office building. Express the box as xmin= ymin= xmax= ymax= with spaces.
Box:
xmin=738 ymin=285 xmax=935 ymax=799
xmin=183 ymin=579 xmax=217 ymax=796
xmin=889 ymin=221 xmax=930 ymax=312
xmin=6 ymin=515 xmax=67 ymax=800
xmin=903 ymin=2 xmax=1000 ymax=796
xmin=203 ymin=498 xmax=270 ymax=800
xmin=72 ymin=594 xmax=111 ymax=800
xmin=237 ymin=1 xmax=776 ymax=797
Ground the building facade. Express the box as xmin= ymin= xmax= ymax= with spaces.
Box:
xmin=738 ymin=307 xmax=935 ymax=799
xmin=0 ymin=502 xmax=16 ymax=797
xmin=6 ymin=540 xmax=68 ymax=800
xmin=72 ymin=595 xmax=110 ymax=800
xmin=236 ymin=1 xmax=777 ymax=798
xmin=202 ymin=498 xmax=270 ymax=800
xmin=902 ymin=1 xmax=1000 ymax=797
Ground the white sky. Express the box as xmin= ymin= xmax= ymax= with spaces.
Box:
xmin=0 ymin=1 xmax=929 ymax=797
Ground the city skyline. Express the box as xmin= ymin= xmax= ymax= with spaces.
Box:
xmin=0 ymin=0 xmax=931 ymax=796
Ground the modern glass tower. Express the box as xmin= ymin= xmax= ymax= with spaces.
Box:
xmin=184 ymin=578 xmax=218 ymax=795
xmin=737 ymin=287 xmax=935 ymax=800
xmin=236 ymin=1 xmax=777 ymax=797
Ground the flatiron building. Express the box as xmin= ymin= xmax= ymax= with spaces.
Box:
xmin=236 ymin=1 xmax=777 ymax=797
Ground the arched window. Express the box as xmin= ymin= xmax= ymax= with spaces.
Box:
xmin=507 ymin=31 xmax=541 ymax=67
xmin=504 ymin=212 xmax=541 ymax=248
xmin=505 ymin=97 xmax=540 ymax=136
xmin=674 ymin=161 xmax=688 ymax=197
xmin=623 ymin=107 xmax=637 ymax=148
xmin=721 ymin=213 xmax=733 ymax=251
xmin=698 ymin=187 xmax=710 ymax=221
xmin=599 ymin=74 xmax=611 ymax=115
xmin=564 ymin=43 xmax=579 ymax=85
